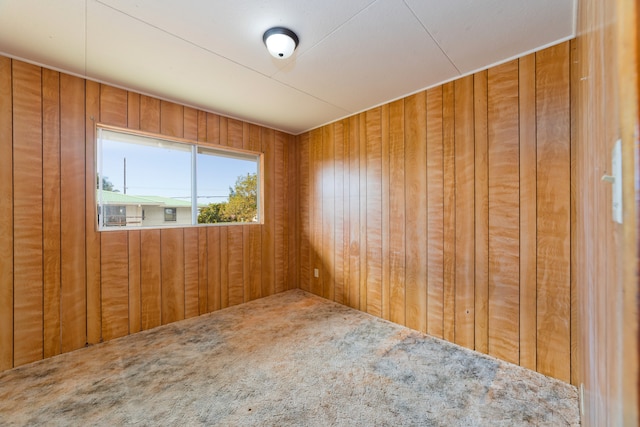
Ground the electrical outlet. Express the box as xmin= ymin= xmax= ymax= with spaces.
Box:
xmin=314 ymin=268 xmax=319 ymax=278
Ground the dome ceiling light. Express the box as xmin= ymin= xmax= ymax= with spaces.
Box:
xmin=263 ymin=27 xmax=299 ymax=59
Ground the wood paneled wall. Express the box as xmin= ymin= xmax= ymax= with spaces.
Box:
xmin=0 ymin=56 xmax=297 ymax=371
xmin=296 ymin=41 xmax=575 ymax=383
xmin=576 ymin=0 xmax=639 ymax=424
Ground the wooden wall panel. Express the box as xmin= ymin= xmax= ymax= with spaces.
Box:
xmin=184 ymin=228 xmax=200 ymax=318
xmin=60 ymin=74 xmax=86 ymax=353
xmin=473 ymin=71 xmax=489 ymax=355
xmin=389 ymin=100 xmax=406 ymax=326
xmin=453 ymin=76 xmax=475 ymax=349
xmin=442 ymin=82 xmax=456 ymax=342
xmin=101 ymin=231 xmax=129 ymax=341
xmin=85 ymin=80 xmax=101 ymax=345
xmin=42 ymin=68 xmax=61 ymax=359
xmin=487 ymin=60 xmax=520 ymax=365
xmin=128 ymin=231 xmax=141 ymax=334
xmin=0 ymin=57 xmax=13 ymax=371
xmin=161 ymin=228 xmax=185 ymax=324
xmin=535 ymin=42 xmax=571 ymax=382
xmin=322 ymin=124 xmax=336 ymax=301
xmin=1 ymin=54 xmax=296 ymax=372
xmin=365 ymin=108 xmax=383 ymax=317
xmin=404 ymin=93 xmax=427 ymax=333
xmin=12 ymin=61 xmax=43 ymax=367
xmin=426 ymin=87 xmax=444 ymax=338
xmin=140 ymin=230 xmax=162 ymax=330
xmin=518 ymin=53 xmax=538 ymax=371
xmin=296 ymin=42 xmax=575 ymax=383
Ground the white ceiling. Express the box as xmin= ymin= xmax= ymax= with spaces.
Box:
xmin=0 ymin=0 xmax=575 ymax=134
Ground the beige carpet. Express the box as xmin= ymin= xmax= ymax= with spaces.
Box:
xmin=0 ymin=290 xmax=579 ymax=426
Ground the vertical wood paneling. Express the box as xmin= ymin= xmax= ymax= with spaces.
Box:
xmin=100 ymin=85 xmax=127 ymax=127
xmin=334 ymin=121 xmax=347 ymax=305
xmin=310 ymin=128 xmax=323 ymax=297
xmin=140 ymin=230 xmax=161 ymax=330
xmin=101 ymin=231 xmax=129 ymax=341
xmin=198 ymin=227 xmax=208 ymax=314
xmin=322 ymin=124 xmax=336 ymax=300
xmin=473 ymin=71 xmax=489 ymax=354
xmin=519 ymin=53 xmax=538 ymax=371
xmin=60 ymin=74 xmax=86 ymax=353
xmin=128 ymin=231 xmax=141 ymax=334
xmin=184 ymin=228 xmax=200 ymax=319
xmin=85 ymin=80 xmax=101 ymax=345
xmin=348 ymin=115 xmax=360 ymax=309
xmin=227 ymin=226 xmax=244 ymax=306
xmin=358 ymin=114 xmax=367 ymax=312
xmin=207 ymin=227 xmax=220 ymax=312
xmin=262 ymin=129 xmax=276 ymax=298
xmin=161 ymin=228 xmax=185 ymax=324
xmin=274 ymin=132 xmax=288 ymax=294
xmin=183 ymin=107 xmax=198 ymax=141
xmin=298 ymin=133 xmax=311 ymax=292
xmin=426 ymin=87 xmax=444 ymax=338
xmin=536 ymin=42 xmax=571 ymax=382
xmin=42 ymin=68 xmax=61 ymax=359
xmin=388 ymin=101 xmax=406 ymax=326
xmin=227 ymin=118 xmax=244 ymax=149
xmin=127 ymin=92 xmax=140 ymax=129
xmin=0 ymin=57 xmax=12 ymax=370
xmin=160 ymin=101 xmax=184 ymax=138
xmin=381 ymin=104 xmax=391 ymax=321
xmin=12 ymin=61 xmax=43 ymax=366
xmin=454 ymin=76 xmax=475 ymax=349
xmin=487 ymin=60 xmax=520 ymax=365
xmin=365 ymin=109 xmax=383 ymax=317
xmin=404 ymin=92 xmax=427 ymax=333
xmin=442 ymin=82 xmax=456 ymax=342
xmin=140 ymin=95 xmax=160 ymax=133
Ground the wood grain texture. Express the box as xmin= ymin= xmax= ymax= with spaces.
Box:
xmin=128 ymin=231 xmax=141 ymax=334
xmin=426 ymin=87 xmax=444 ymax=338
xmin=101 ymin=231 xmax=129 ymax=341
xmin=127 ymin=92 xmax=140 ymax=129
xmin=227 ymin=118 xmax=244 ymax=149
xmin=519 ymin=53 xmax=538 ymax=371
xmin=227 ymin=226 xmax=244 ymax=306
xmin=454 ymin=76 xmax=475 ymax=349
xmin=487 ymin=60 xmax=520 ymax=365
xmin=262 ymin=128 xmax=276 ymax=298
xmin=183 ymin=107 xmax=198 ymax=141
xmin=381 ymin=104 xmax=391 ymax=321
xmin=60 ymin=74 xmax=86 ymax=353
xmin=388 ymin=100 xmax=406 ymax=326
xmin=0 ymin=57 xmax=13 ymax=370
xmin=140 ymin=95 xmax=160 ymax=133
xmin=348 ymin=115 xmax=361 ymax=310
xmin=298 ymin=133 xmax=311 ymax=292
xmin=333 ymin=122 xmax=346 ymax=304
xmin=207 ymin=227 xmax=220 ymax=312
xmin=85 ymin=80 xmax=101 ymax=345
xmin=12 ymin=61 xmax=43 ymax=366
xmin=535 ymin=42 xmax=571 ymax=383
xmin=184 ymin=228 xmax=200 ymax=318
xmin=358 ymin=114 xmax=367 ymax=312
xmin=160 ymin=101 xmax=184 ymax=138
xmin=100 ymin=85 xmax=127 ymax=127
xmin=161 ymin=228 xmax=185 ymax=325
xmin=365 ymin=109 xmax=383 ymax=317
xmin=310 ymin=128 xmax=323 ymax=297
xmin=404 ymin=92 xmax=427 ymax=333
xmin=42 ymin=68 xmax=61 ymax=359
xmin=473 ymin=71 xmax=489 ymax=354
xmin=140 ymin=230 xmax=161 ymax=330
xmin=322 ymin=124 xmax=336 ymax=300
xmin=274 ymin=132 xmax=289 ymax=294
xmin=198 ymin=227 xmax=208 ymax=314
xmin=442 ymin=82 xmax=456 ymax=343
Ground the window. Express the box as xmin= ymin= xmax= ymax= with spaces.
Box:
xmin=97 ymin=126 xmax=260 ymax=230
xmin=164 ymin=208 xmax=177 ymax=222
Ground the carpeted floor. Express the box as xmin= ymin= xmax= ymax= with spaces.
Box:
xmin=0 ymin=290 xmax=579 ymax=426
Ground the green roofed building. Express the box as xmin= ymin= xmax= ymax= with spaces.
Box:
xmin=97 ymin=190 xmax=192 ymax=228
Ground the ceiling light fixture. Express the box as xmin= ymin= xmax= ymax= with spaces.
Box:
xmin=263 ymin=27 xmax=299 ymax=59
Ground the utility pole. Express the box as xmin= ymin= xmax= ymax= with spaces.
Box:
xmin=123 ymin=157 xmax=127 ymax=194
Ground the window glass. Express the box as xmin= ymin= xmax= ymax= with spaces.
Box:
xmin=96 ymin=127 xmax=260 ymax=230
